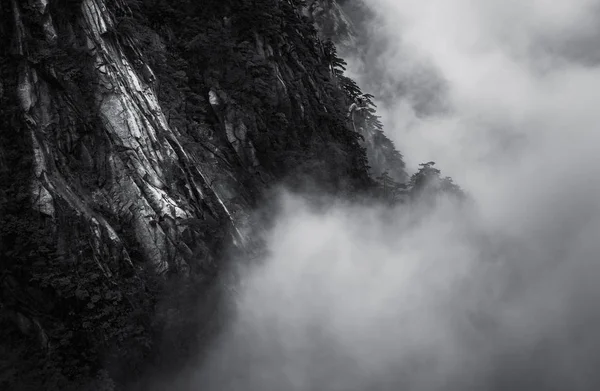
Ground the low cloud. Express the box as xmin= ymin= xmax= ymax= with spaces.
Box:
xmin=180 ymin=184 xmax=600 ymax=390
xmin=165 ymin=1 xmax=600 ymax=389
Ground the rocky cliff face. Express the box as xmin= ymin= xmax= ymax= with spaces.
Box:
xmin=2 ymin=0 xmax=255 ymax=278
xmin=0 ymin=0 xmax=407 ymax=388
xmin=305 ymin=0 xmax=408 ymax=182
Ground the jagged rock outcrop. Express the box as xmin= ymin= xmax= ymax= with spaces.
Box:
xmin=0 ymin=0 xmax=407 ymax=388
xmin=4 ymin=0 xmax=253 ymax=278
xmin=0 ymin=0 xmax=380 ymax=282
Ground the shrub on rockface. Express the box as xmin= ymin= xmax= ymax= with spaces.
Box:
xmin=409 ymin=161 xmax=466 ymax=202
xmin=373 ymin=162 xmax=465 ymax=205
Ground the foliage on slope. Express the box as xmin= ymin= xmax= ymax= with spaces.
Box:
xmin=115 ymin=0 xmax=374 ymax=193
xmin=308 ymin=0 xmax=408 ymax=182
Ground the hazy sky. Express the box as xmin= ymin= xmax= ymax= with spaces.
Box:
xmin=167 ymin=1 xmax=600 ymax=390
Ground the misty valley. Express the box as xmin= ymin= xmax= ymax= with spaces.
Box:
xmin=2 ymin=0 xmax=600 ymax=390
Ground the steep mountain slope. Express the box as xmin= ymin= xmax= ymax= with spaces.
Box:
xmin=0 ymin=0 xmax=413 ymax=388
xmin=306 ymin=0 xmax=408 ymax=182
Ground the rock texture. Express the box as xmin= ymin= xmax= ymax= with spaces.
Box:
xmin=3 ymin=0 xmax=255 ymax=279
xmin=0 ymin=0 xmax=409 ymax=387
